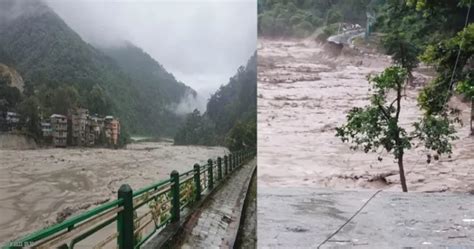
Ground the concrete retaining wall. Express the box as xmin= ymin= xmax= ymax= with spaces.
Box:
xmin=0 ymin=133 xmax=37 ymax=150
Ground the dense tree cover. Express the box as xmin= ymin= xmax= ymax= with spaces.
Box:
xmin=173 ymin=109 xmax=216 ymax=145
xmin=376 ymin=0 xmax=474 ymax=134
xmin=258 ymin=0 xmax=373 ymax=38
xmin=0 ymin=0 xmax=194 ymax=138
xmin=174 ymin=53 xmax=257 ymax=151
xmin=100 ymin=44 xmax=196 ymax=136
xmin=338 ymin=0 xmax=472 ymax=192
xmin=0 ymin=74 xmax=22 ymax=114
xmin=17 ymin=96 xmax=42 ymax=139
xmin=376 ymin=0 xmax=473 ymax=75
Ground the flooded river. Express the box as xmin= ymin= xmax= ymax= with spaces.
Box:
xmin=257 ymin=39 xmax=474 ymax=193
xmin=0 ymin=141 xmax=227 ymax=244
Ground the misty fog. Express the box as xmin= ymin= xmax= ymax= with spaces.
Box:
xmin=44 ymin=0 xmax=257 ymax=113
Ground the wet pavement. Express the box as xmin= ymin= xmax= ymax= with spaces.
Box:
xmin=180 ymin=159 xmax=256 ymax=249
xmin=258 ymin=187 xmax=474 ymax=248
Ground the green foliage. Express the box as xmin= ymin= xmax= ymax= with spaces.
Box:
xmin=413 ymin=115 xmax=458 ymax=155
xmin=336 ymin=66 xmax=457 ymax=191
xmin=117 ymin=125 xmax=131 ymax=149
xmin=173 ymin=109 xmax=216 ymax=146
xmin=226 ymin=119 xmax=257 ymax=152
xmin=17 ymin=96 xmax=42 ymax=139
xmin=382 ymin=32 xmax=420 ymax=74
xmin=336 ymin=67 xmax=411 ymax=158
xmin=100 ymin=44 xmax=196 ymax=136
xmin=0 ymin=1 xmax=194 ymax=138
xmin=174 ymin=54 xmax=257 ymax=151
xmin=0 ymin=75 xmax=22 ymax=112
xmin=376 ymin=0 xmax=472 ymax=71
xmin=258 ymin=0 xmax=372 ymax=38
xmin=419 ymin=24 xmax=474 ymax=112
xmin=377 ymin=0 xmax=473 ymax=135
xmin=87 ymin=84 xmax=111 ymax=115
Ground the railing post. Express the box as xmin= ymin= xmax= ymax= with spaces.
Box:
xmin=208 ymin=159 xmax=214 ymax=189
xmin=117 ymin=184 xmax=134 ymax=249
xmin=233 ymin=153 xmax=236 ymax=169
xmin=224 ymin=155 xmax=229 ymax=176
xmin=193 ymin=164 xmax=201 ymax=201
xmin=217 ymin=157 xmax=223 ymax=181
xmin=235 ymin=153 xmax=238 ymax=167
xmin=170 ymin=170 xmax=180 ymax=222
xmin=229 ymin=154 xmax=233 ymax=172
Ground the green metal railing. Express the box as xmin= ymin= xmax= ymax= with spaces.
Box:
xmin=3 ymin=149 xmax=256 ymax=249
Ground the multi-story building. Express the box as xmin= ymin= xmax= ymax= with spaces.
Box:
xmin=104 ymin=116 xmax=120 ymax=145
xmin=86 ymin=115 xmax=102 ymax=146
xmin=5 ymin=112 xmax=21 ymax=131
xmin=69 ymin=108 xmax=89 ymax=146
xmin=41 ymin=121 xmax=52 ymax=137
xmin=50 ymin=114 xmax=67 ymax=147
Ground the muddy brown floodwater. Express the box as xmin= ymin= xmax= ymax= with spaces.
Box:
xmin=258 ymin=39 xmax=474 ymax=193
xmin=0 ymin=142 xmax=227 ymax=244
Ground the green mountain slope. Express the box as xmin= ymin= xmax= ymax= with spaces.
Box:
xmin=174 ymin=52 xmax=257 ymax=150
xmin=100 ymin=44 xmax=197 ymax=135
xmin=0 ymin=0 xmax=194 ymax=136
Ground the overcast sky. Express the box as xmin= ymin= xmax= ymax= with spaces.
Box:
xmin=45 ymin=0 xmax=256 ymax=99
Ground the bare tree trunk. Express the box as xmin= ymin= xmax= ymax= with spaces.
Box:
xmin=398 ymin=152 xmax=408 ymax=192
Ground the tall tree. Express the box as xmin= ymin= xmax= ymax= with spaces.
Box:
xmin=419 ymin=24 xmax=474 ymax=135
xmin=336 ymin=67 xmax=456 ymax=192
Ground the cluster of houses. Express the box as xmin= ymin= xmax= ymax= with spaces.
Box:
xmin=43 ymin=108 xmax=121 ymax=147
xmin=1 ymin=108 xmax=120 ymax=147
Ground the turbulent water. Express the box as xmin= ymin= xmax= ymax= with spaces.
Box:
xmin=0 ymin=142 xmax=227 ymax=244
xmin=257 ymin=39 xmax=474 ymax=193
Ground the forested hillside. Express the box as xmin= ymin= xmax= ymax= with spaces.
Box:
xmin=174 ymin=53 xmax=257 ymax=151
xmin=258 ymin=0 xmax=377 ymax=38
xmin=0 ymin=0 xmax=195 ymax=138
xmin=100 ymin=44 xmax=197 ymax=135
xmin=374 ymin=0 xmax=474 ymax=135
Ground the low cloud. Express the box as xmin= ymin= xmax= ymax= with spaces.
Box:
xmin=45 ymin=0 xmax=257 ymax=108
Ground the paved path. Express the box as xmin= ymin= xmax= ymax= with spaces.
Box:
xmin=180 ymin=159 xmax=256 ymax=249
xmin=258 ymin=187 xmax=474 ymax=248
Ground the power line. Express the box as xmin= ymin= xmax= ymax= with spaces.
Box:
xmin=316 ymin=190 xmax=383 ymax=248
xmin=443 ymin=1 xmax=471 ymax=107
xmin=408 ymin=2 xmax=472 ymax=175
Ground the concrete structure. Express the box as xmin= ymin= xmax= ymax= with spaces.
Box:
xmin=40 ymin=122 xmax=52 ymax=137
xmin=104 ymin=116 xmax=120 ymax=145
xmin=179 ymin=159 xmax=256 ymax=249
xmin=6 ymin=112 xmax=20 ymax=123
xmin=50 ymin=114 xmax=67 ymax=147
xmin=69 ymin=108 xmax=89 ymax=146
xmin=88 ymin=115 xmax=104 ymax=146
xmin=258 ymin=188 xmax=474 ymax=248
xmin=4 ymin=112 xmax=21 ymax=131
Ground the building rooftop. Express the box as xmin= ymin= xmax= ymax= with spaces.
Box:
xmin=51 ymin=114 xmax=67 ymax=119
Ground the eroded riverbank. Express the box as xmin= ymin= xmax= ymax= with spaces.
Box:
xmin=257 ymin=39 xmax=474 ymax=193
xmin=0 ymin=142 xmax=227 ymax=244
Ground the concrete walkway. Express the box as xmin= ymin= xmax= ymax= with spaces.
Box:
xmin=180 ymin=159 xmax=256 ymax=249
xmin=258 ymin=187 xmax=474 ymax=248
